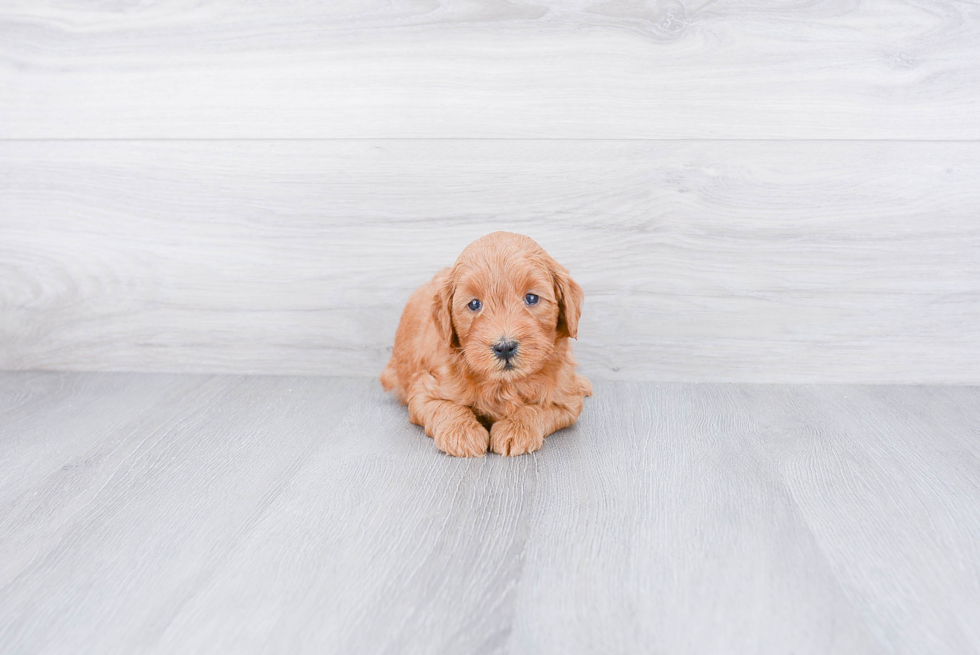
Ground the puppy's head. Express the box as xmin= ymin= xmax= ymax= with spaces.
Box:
xmin=432 ymin=232 xmax=582 ymax=382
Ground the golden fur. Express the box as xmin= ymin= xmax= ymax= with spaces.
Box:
xmin=381 ymin=232 xmax=592 ymax=457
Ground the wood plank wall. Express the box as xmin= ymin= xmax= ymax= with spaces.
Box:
xmin=1 ymin=1 xmax=979 ymax=383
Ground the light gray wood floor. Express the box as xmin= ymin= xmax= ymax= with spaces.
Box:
xmin=1 ymin=372 xmax=978 ymax=654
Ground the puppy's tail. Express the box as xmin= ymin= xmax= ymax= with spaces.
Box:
xmin=380 ymin=364 xmax=408 ymax=405
xmin=380 ymin=364 xmax=397 ymax=392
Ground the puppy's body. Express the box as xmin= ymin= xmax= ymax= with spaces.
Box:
xmin=381 ymin=232 xmax=591 ymax=457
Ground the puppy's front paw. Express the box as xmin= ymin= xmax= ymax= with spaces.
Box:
xmin=490 ymin=418 xmax=544 ymax=457
xmin=434 ymin=419 xmax=490 ymax=458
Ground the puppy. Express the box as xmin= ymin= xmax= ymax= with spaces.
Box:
xmin=381 ymin=232 xmax=592 ymax=457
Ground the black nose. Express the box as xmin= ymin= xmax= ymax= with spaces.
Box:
xmin=492 ymin=339 xmax=519 ymax=361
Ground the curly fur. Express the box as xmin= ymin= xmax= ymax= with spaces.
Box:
xmin=381 ymin=232 xmax=591 ymax=457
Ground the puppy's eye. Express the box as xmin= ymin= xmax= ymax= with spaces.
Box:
xmin=467 ymin=299 xmax=482 ymax=311
xmin=524 ymin=293 xmax=539 ymax=306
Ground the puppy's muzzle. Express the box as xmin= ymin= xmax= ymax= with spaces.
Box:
xmin=492 ymin=338 xmax=519 ymax=363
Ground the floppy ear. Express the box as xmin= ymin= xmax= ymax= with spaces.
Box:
xmin=552 ymin=263 xmax=583 ymax=340
xmin=431 ymin=268 xmax=460 ymax=349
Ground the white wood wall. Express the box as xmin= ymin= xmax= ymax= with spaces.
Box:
xmin=1 ymin=1 xmax=978 ymax=383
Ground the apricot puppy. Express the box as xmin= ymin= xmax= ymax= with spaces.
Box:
xmin=381 ymin=232 xmax=591 ymax=457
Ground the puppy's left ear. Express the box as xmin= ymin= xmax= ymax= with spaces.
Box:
xmin=552 ymin=262 xmax=583 ymax=340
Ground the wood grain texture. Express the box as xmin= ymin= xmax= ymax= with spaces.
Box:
xmin=1 ymin=1 xmax=979 ymax=139
xmin=0 ymin=373 xmax=365 ymax=653
xmin=2 ymin=140 xmax=978 ymax=383
xmin=1 ymin=372 xmax=979 ymax=654
xmin=737 ymin=384 xmax=980 ymax=652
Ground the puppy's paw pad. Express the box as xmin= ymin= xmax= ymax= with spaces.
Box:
xmin=490 ymin=419 xmax=543 ymax=457
xmin=435 ymin=421 xmax=490 ymax=458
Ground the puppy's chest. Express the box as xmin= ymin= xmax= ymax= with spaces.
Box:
xmin=470 ymin=383 xmax=534 ymax=421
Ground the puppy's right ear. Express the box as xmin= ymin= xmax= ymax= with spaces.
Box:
xmin=431 ymin=268 xmax=459 ymax=349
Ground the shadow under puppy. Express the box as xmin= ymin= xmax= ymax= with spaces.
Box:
xmin=381 ymin=232 xmax=592 ymax=457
